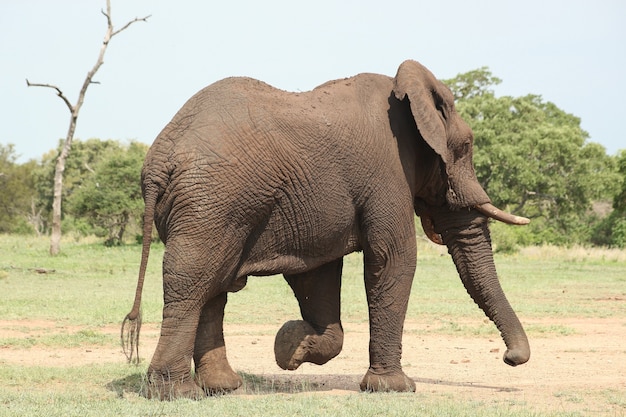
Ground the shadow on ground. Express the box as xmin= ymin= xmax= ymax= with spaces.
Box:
xmin=107 ymin=372 xmax=147 ymax=398
xmin=107 ymin=372 xmax=520 ymax=398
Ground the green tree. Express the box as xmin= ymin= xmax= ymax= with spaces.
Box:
xmin=612 ymin=151 xmax=626 ymax=214
xmin=593 ymin=151 xmax=626 ymax=247
xmin=33 ymin=138 xmax=123 ymax=233
xmin=0 ymin=144 xmax=38 ymax=234
xmin=67 ymin=141 xmax=147 ymax=245
xmin=444 ymin=69 xmax=620 ymax=245
xmin=445 ymin=66 xmax=502 ymax=101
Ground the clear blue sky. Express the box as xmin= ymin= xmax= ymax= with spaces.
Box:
xmin=1 ymin=0 xmax=624 ymax=162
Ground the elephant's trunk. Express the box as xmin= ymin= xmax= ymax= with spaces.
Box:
xmin=435 ymin=209 xmax=530 ymax=366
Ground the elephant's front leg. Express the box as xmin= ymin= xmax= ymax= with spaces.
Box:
xmin=193 ymin=292 xmax=243 ymax=393
xmin=360 ymin=242 xmax=417 ymax=392
xmin=275 ymin=258 xmax=344 ymax=370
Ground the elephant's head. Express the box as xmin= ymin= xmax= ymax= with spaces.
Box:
xmin=392 ymin=60 xmax=531 ymax=366
xmin=393 ymin=60 xmax=529 ymax=230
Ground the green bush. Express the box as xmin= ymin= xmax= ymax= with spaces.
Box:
xmin=611 ymin=217 xmax=626 ymax=248
xmin=4 ymin=217 xmax=37 ymax=235
xmin=490 ymin=221 xmax=520 ymax=254
xmin=591 ymin=211 xmax=626 ymax=248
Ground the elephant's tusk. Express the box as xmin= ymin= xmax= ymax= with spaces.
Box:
xmin=420 ymin=216 xmax=445 ymax=245
xmin=476 ymin=203 xmax=530 ymax=225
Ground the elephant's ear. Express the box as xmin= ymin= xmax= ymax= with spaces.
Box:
xmin=392 ymin=60 xmax=452 ymax=166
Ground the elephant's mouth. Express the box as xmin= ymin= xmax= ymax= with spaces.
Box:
xmin=420 ymin=202 xmax=529 ymax=245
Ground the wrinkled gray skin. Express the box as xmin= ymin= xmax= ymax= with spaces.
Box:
xmin=122 ymin=60 xmax=530 ymax=400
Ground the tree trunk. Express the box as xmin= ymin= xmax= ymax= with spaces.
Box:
xmin=28 ymin=197 xmax=44 ymax=237
xmin=116 ymin=212 xmax=129 ymax=243
xmin=49 ymin=118 xmax=77 ymax=255
xmin=49 ymin=160 xmax=64 ymax=255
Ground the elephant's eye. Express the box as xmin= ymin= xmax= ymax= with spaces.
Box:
xmin=462 ymin=141 xmax=472 ymax=158
xmin=453 ymin=141 xmax=471 ymax=161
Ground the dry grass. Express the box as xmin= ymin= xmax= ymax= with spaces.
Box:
xmin=519 ymin=244 xmax=626 ymax=262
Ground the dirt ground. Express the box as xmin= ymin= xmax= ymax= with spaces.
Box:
xmin=1 ymin=317 xmax=624 ymax=415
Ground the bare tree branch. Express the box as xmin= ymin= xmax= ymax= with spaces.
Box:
xmin=112 ymin=15 xmax=151 ymax=37
xmin=25 ymin=80 xmax=74 ymax=113
xmin=101 ymin=7 xmax=113 ymax=28
xmin=101 ymin=2 xmax=150 ymax=38
xmin=84 ymin=162 xmax=96 ymax=174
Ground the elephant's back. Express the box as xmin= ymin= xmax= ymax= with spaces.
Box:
xmin=184 ymin=77 xmax=298 ymax=114
xmin=144 ymin=71 xmax=397 ymax=194
xmin=159 ymin=77 xmax=302 ymax=144
xmin=176 ymin=73 xmax=394 ymax=119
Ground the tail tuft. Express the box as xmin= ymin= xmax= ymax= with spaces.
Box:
xmin=121 ymin=311 xmax=142 ymax=364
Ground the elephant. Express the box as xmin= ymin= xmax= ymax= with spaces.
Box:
xmin=121 ymin=59 xmax=531 ymax=400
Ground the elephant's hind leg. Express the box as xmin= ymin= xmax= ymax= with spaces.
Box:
xmin=275 ymin=258 xmax=344 ymax=370
xmin=145 ymin=298 xmax=205 ymax=400
xmin=193 ymin=292 xmax=243 ymax=394
xmin=146 ymin=234 xmax=242 ymax=400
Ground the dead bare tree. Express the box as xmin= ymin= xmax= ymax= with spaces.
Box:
xmin=27 ymin=0 xmax=149 ymax=255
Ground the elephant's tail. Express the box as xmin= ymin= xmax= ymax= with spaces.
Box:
xmin=121 ymin=182 xmax=158 ymax=364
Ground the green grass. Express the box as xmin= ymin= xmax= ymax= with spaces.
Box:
xmin=0 ymin=388 xmax=581 ymax=417
xmin=1 ymin=234 xmax=625 ymax=416
xmin=2 ymin=235 xmax=625 ymax=327
xmin=1 ymin=236 xmax=164 ymax=325
xmin=0 ymin=329 xmax=112 ymax=349
xmin=0 ymin=359 xmax=585 ymax=417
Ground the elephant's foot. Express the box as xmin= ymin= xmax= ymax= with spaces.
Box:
xmin=274 ymin=320 xmax=343 ymax=370
xmin=144 ymin=373 xmax=206 ymax=400
xmin=359 ymin=368 xmax=416 ymax=393
xmin=194 ymin=344 xmax=242 ymax=394
xmin=195 ymin=354 xmax=243 ymax=394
